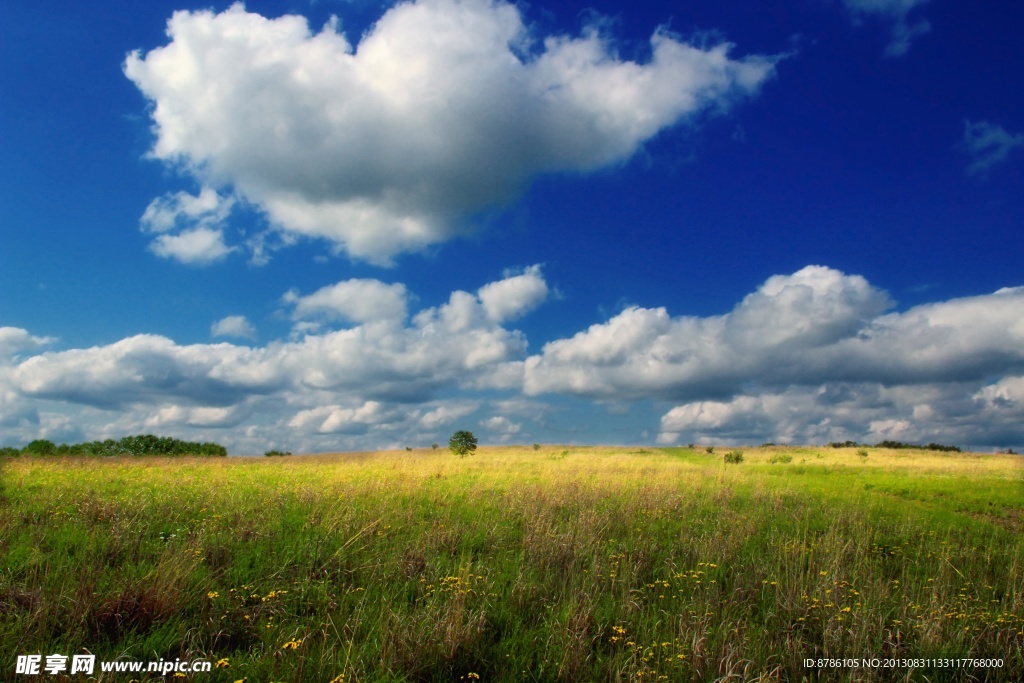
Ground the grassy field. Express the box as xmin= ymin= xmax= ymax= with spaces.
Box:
xmin=1 ymin=445 xmax=1022 ymax=682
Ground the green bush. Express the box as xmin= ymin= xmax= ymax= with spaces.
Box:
xmin=264 ymin=450 xmax=292 ymax=457
xmin=724 ymin=450 xmax=744 ymax=464
xmin=769 ymin=453 xmax=792 ymax=464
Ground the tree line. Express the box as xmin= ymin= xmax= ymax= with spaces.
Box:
xmin=827 ymin=439 xmax=961 ymax=452
xmin=0 ymin=434 xmax=227 ymax=457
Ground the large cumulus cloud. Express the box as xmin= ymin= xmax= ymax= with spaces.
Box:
xmin=524 ymin=266 xmax=1024 ymax=402
xmin=124 ymin=0 xmax=776 ymax=264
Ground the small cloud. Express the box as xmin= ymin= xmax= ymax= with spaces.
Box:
xmin=289 ymin=401 xmax=394 ymax=434
xmin=960 ymin=120 xmax=1024 ymax=178
xmin=145 ymin=404 xmax=242 ymax=428
xmin=419 ymin=403 xmax=478 ymax=430
xmin=477 ymin=265 xmax=548 ymax=323
xmin=211 ymin=315 xmax=257 ymax=340
xmin=141 ymin=187 xmax=234 ymax=234
xmin=141 ymin=187 xmax=238 ymax=264
xmin=0 ymin=327 xmax=54 ymax=362
xmin=843 ymin=0 xmax=931 ymax=57
xmin=149 ymin=226 xmax=235 ymax=265
xmin=284 ymin=279 xmax=409 ymax=325
xmin=481 ymin=415 xmax=521 ymax=441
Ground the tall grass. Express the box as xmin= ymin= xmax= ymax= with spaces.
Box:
xmin=1 ymin=446 xmax=1022 ymax=681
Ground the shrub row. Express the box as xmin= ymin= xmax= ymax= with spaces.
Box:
xmin=827 ymin=439 xmax=961 ymax=452
xmin=1 ymin=435 xmax=227 ymax=457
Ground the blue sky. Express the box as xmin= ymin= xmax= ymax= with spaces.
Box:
xmin=2 ymin=0 xmax=1023 ymax=454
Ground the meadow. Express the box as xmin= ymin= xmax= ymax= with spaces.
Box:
xmin=1 ymin=445 xmax=1022 ymax=682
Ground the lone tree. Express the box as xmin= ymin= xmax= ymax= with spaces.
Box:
xmin=449 ymin=430 xmax=478 ymax=457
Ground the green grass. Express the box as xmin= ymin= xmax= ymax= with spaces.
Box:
xmin=1 ymin=446 xmax=1022 ymax=681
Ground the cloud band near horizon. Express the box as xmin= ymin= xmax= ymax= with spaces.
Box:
xmin=3 ymin=266 xmax=1022 ymax=453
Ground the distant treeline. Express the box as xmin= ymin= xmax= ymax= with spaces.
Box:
xmin=827 ymin=439 xmax=961 ymax=452
xmin=0 ymin=434 xmax=227 ymax=457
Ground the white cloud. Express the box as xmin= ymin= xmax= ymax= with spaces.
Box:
xmin=9 ymin=269 xmax=547 ymax=414
xmin=284 ymin=279 xmax=408 ymax=324
xmin=419 ymin=403 xmax=478 ymax=430
xmin=843 ymin=0 xmax=931 ymax=56
xmin=525 ymin=266 xmax=901 ymax=400
xmin=141 ymin=187 xmax=237 ymax=265
xmin=141 ymin=187 xmax=234 ymax=233
xmin=148 ymin=226 xmax=235 ymax=265
xmin=477 ymin=265 xmax=548 ymax=323
xmin=518 ymin=265 xmax=1023 ymax=448
xmin=211 ymin=315 xmax=257 ymax=339
xmin=11 ymin=334 xmax=284 ymax=409
xmin=480 ymin=414 xmax=522 ymax=442
xmin=960 ymin=120 xmax=1024 ymax=178
xmin=289 ymin=401 xmax=396 ymax=434
xmin=125 ymin=0 xmax=776 ymax=264
xmin=0 ymin=327 xmax=53 ymax=362
xmin=481 ymin=415 xmax=521 ymax=435
xmin=655 ymin=384 xmax=921 ymax=445
xmin=145 ymin=404 xmax=245 ymax=428
xmin=656 ymin=379 xmax=1024 ymax=449
xmin=5 ymin=266 xmax=1024 ymax=452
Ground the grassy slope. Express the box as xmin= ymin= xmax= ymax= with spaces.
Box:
xmin=1 ymin=446 xmax=1022 ymax=682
